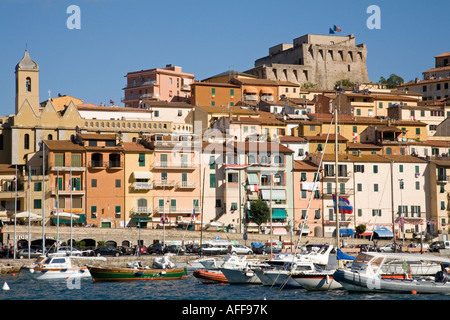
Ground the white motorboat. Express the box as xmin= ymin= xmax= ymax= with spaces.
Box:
xmin=333 ymin=252 xmax=450 ymax=294
xmin=21 ymin=255 xmax=91 ymax=280
xmin=152 ymin=256 xmax=176 ymax=269
xmin=220 ymin=266 xmax=263 ymax=285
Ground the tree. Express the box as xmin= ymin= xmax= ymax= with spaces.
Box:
xmin=379 ymin=74 xmax=404 ymax=89
xmin=249 ymin=199 xmax=271 ymax=226
xmin=335 ymin=79 xmax=357 ymax=88
xmin=355 ymin=224 xmax=367 ymax=235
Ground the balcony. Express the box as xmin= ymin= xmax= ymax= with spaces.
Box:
xmin=153 ymin=161 xmax=196 ymax=170
xmin=153 ymin=180 xmax=176 ymax=188
xmin=107 ymin=161 xmax=123 ymax=170
xmin=177 ymin=181 xmax=197 ymax=189
xmin=48 ymin=162 xmax=86 ymax=172
xmin=89 ymin=161 xmax=107 ymax=169
xmin=133 ymin=182 xmax=153 ymax=190
xmin=132 ymin=206 xmax=152 ymax=215
xmin=155 ymin=207 xmax=200 ymax=215
xmin=51 ymin=188 xmax=85 ymax=196
xmin=437 ymin=175 xmax=449 ymax=184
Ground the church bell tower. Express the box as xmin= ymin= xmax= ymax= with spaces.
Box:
xmin=15 ymin=50 xmax=40 ymax=114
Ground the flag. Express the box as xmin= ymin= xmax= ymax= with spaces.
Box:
xmin=192 ymin=208 xmax=196 ymax=221
xmin=110 ymin=99 xmax=114 ymax=105
xmin=13 ymin=174 xmax=17 ymax=190
xmin=27 ymin=168 xmax=31 ymax=190
xmin=334 ymin=25 xmax=342 ymax=32
xmin=333 ymin=195 xmax=353 ymax=214
xmin=329 ymin=28 xmax=335 ymax=35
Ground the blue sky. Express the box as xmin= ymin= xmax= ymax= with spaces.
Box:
xmin=0 ymin=0 xmax=448 ymax=116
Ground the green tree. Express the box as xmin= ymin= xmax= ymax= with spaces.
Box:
xmin=379 ymin=74 xmax=404 ymax=89
xmin=249 ymin=199 xmax=271 ymax=226
xmin=355 ymin=224 xmax=367 ymax=235
xmin=335 ymin=79 xmax=357 ymax=88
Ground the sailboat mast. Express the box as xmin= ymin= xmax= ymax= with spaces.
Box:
xmin=335 ymin=101 xmax=340 ymax=250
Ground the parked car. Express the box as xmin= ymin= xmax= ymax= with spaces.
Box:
xmin=429 ymin=241 xmax=450 ymax=252
xmin=47 ymin=246 xmax=83 ymax=256
xmin=133 ymin=245 xmax=148 ymax=255
xmin=185 ymin=243 xmax=200 ymax=254
xmin=119 ymin=246 xmax=134 ymax=255
xmin=93 ymin=246 xmax=122 ymax=257
xmin=198 ymin=244 xmax=229 ymax=255
xmin=253 ymin=244 xmax=282 ymax=255
xmin=358 ymin=244 xmax=378 ymax=252
xmin=147 ymin=243 xmax=166 ymax=255
xmin=251 ymin=242 xmax=264 ymax=254
xmin=228 ymin=244 xmax=253 ymax=255
xmin=17 ymin=248 xmax=41 ymax=259
xmin=164 ymin=245 xmax=185 ymax=255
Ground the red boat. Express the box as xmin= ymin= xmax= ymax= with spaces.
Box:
xmin=193 ymin=269 xmax=228 ymax=284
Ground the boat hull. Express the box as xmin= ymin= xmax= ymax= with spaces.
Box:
xmin=293 ymin=272 xmax=343 ymax=291
xmin=220 ymin=268 xmax=261 ymax=285
xmin=193 ymin=270 xmax=228 ymax=284
xmin=333 ymin=269 xmax=450 ymax=294
xmin=261 ymin=270 xmax=303 ymax=288
xmin=22 ymin=266 xmax=91 ymax=280
xmin=88 ymin=266 xmax=187 ymax=282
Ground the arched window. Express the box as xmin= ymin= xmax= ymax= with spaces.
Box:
xmin=26 ymin=77 xmax=31 ymax=92
xmin=47 ymin=134 xmax=53 ymax=140
xmin=24 ymin=133 xmax=30 ymax=150
xmin=386 ymin=147 xmax=392 ymax=155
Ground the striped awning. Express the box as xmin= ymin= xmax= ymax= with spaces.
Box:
xmin=247 ymin=172 xmax=259 ymax=185
xmin=261 ymin=189 xmax=286 ymax=200
xmin=272 ymin=208 xmax=287 ymax=219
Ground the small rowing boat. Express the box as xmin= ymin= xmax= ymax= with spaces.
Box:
xmin=193 ymin=269 xmax=228 ymax=284
xmin=88 ymin=264 xmax=187 ymax=282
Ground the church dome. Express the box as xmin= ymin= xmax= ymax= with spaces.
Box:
xmin=15 ymin=50 xmax=39 ymax=71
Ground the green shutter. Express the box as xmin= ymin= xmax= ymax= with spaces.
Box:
xmin=138 ymin=153 xmax=145 ymax=167
xmin=210 ymin=174 xmax=216 ymax=188
xmin=71 ymin=154 xmax=81 ymax=167
xmin=55 ymin=154 xmax=65 ymax=166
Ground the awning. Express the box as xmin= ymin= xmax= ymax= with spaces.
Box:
xmin=247 ymin=172 xmax=259 ymax=185
xmin=244 ymin=87 xmax=258 ymax=94
xmin=132 ymin=217 xmax=152 ymax=222
xmin=52 ymin=212 xmax=80 ymax=219
xmin=339 ymin=229 xmax=354 ymax=236
xmin=133 ymin=171 xmax=153 ymax=179
xmin=272 ymin=208 xmax=287 ymax=219
xmin=15 ymin=211 xmax=42 ymax=221
xmin=374 ymin=227 xmax=394 ymax=238
xmin=261 ymin=189 xmax=286 ymax=200
xmin=247 ymin=191 xmax=258 ymax=200
xmin=260 ymin=87 xmax=273 ymax=95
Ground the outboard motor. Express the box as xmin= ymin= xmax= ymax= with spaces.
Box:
xmin=435 ymin=271 xmax=450 ymax=283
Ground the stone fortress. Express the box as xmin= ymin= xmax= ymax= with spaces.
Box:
xmin=245 ymin=34 xmax=370 ymax=90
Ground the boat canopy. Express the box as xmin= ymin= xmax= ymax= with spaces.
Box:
xmin=374 ymin=227 xmax=394 ymax=238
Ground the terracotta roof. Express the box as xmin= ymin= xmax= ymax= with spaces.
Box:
xmin=196 ymin=105 xmax=258 ymax=115
xmin=44 ymin=140 xmax=85 ymax=151
xmin=122 ymin=142 xmax=152 ymax=152
xmin=279 ymin=136 xmax=307 ymax=143
xmin=317 ymin=153 xmax=425 ymax=163
xmin=78 ymin=133 xmax=116 ymax=140
xmin=423 ymin=66 xmax=450 ymax=74
xmin=436 ymin=52 xmax=450 ymax=58
xmin=230 ymin=78 xmax=279 ymax=86
xmin=293 ymin=160 xmax=318 ymax=171
xmin=347 ymin=142 xmax=381 ymax=149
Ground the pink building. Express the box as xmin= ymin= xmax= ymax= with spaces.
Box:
xmin=122 ymin=64 xmax=195 ymax=108
xmin=293 ymin=160 xmax=322 ymax=237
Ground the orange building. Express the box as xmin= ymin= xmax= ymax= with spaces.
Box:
xmin=81 ymin=133 xmax=125 ymax=228
xmin=190 ymin=82 xmax=241 ymax=107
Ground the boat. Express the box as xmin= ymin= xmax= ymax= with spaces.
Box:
xmin=21 ymin=255 xmax=91 ymax=280
xmin=193 ymin=269 xmax=228 ymax=284
xmin=88 ymin=263 xmax=187 ymax=282
xmin=291 ymin=249 xmax=355 ymax=291
xmin=193 ymin=253 xmax=258 ymax=284
xmin=333 ymin=251 xmax=450 ymax=294
xmin=152 ymin=255 xmax=176 ymax=269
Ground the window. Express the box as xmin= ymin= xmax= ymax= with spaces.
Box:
xmin=298 ymin=149 xmax=304 ymax=156
xmin=115 ymin=179 xmax=121 ymax=188
xmin=210 ymin=174 xmax=216 ymax=188
xmin=55 ymin=154 xmax=65 ymax=166
xmin=354 ymin=165 xmax=365 ymax=173
xmin=230 ymin=202 xmax=238 ymax=211
xmin=317 ymin=144 xmax=323 ymax=152
xmin=372 ymin=209 xmax=381 ymax=216
xmin=170 ymin=199 xmax=176 ymax=212
xmin=71 ymin=154 xmax=81 ymax=167
xmin=416 ymin=128 xmax=420 ymax=135
xmin=91 ymin=179 xmax=97 ymax=188
xmin=26 ymin=77 xmax=31 ymax=92
xmin=177 ymin=110 xmax=182 ymax=117
xmin=193 ymin=199 xmax=199 ymax=210
xmin=373 ymin=165 xmax=378 ymax=173
xmin=398 ymin=205 xmax=408 ymax=216
xmin=301 ymin=210 xmax=307 ymax=219
xmin=314 ymin=209 xmax=321 ymax=219
xmin=138 ymin=153 xmax=145 ymax=167
xmin=301 ymin=190 xmax=307 ymax=199
xmin=356 ymin=109 xmax=361 ymax=116
xmin=91 ymin=206 xmax=97 ymax=218
xmin=215 ymin=199 xmax=221 ymax=208
xmin=358 ymin=209 xmax=362 ymax=217
xmin=209 ymin=156 xmax=215 ymax=169
xmin=441 ymin=201 xmax=446 ymax=210
xmin=399 ymin=180 xmax=404 ymax=189
xmin=411 ymin=206 xmax=421 ymax=218
xmin=314 ymin=190 xmax=320 ymax=199
xmin=415 ymin=181 xmax=420 ymax=190
xmin=357 ymin=183 xmax=362 ymax=192
xmin=24 ymin=134 xmax=30 ymax=150
xmin=34 ymin=199 xmax=42 ymax=209
xmin=374 ymin=184 xmax=379 ymax=192
xmin=326 ymin=183 xmax=332 ymax=195
xmin=115 ymin=206 xmax=121 ymax=218
xmin=34 ymin=182 xmax=42 ymax=192
xmin=300 ymin=172 xmax=307 ymax=182
xmin=161 ymin=172 xmax=167 ymax=180
xmin=154 ymin=110 xmax=159 ymax=117
xmin=324 ymin=164 xmax=335 ymax=177
xmin=378 ymin=102 xmax=383 ymax=109
xmin=158 ymin=199 xmax=164 ymax=211
xmin=71 ymin=177 xmax=81 ymax=191
xmin=399 ymin=165 xmax=403 ymax=173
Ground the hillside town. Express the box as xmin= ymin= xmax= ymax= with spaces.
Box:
xmin=1 ymin=32 xmax=450 ymax=249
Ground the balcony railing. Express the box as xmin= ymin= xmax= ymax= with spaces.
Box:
xmin=153 ymin=180 xmax=176 ymax=188
xmin=48 ymin=162 xmax=86 ymax=171
xmin=244 ymin=94 xmax=258 ymax=101
xmin=133 ymin=206 xmax=152 ymax=215
xmin=89 ymin=161 xmax=106 ymax=168
xmin=133 ymin=182 xmax=153 ymax=190
xmin=153 ymin=162 xmax=196 ymax=170
xmin=107 ymin=161 xmax=123 ymax=169
xmin=177 ymin=181 xmax=197 ymax=189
